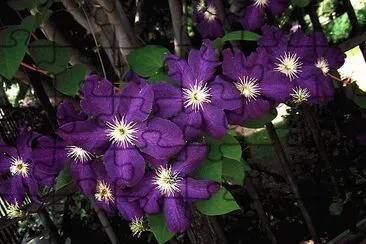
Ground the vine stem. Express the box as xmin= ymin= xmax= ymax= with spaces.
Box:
xmin=80 ymin=3 xmax=107 ymax=79
xmin=245 ymin=178 xmax=277 ymax=244
xmin=38 ymin=209 xmax=61 ymax=244
xmin=302 ymin=104 xmax=341 ymax=199
xmin=21 ymin=62 xmax=49 ymax=75
xmin=265 ymin=122 xmax=320 ymax=243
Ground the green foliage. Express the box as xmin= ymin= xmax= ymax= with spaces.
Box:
xmin=7 ymin=0 xmax=48 ymax=10
xmin=127 ymin=45 xmax=170 ymax=77
xmin=329 ymin=200 xmax=343 ymax=216
xmin=21 ymin=12 xmax=51 ymax=32
xmin=213 ymin=31 xmax=261 ymax=48
xmin=243 ymin=109 xmax=278 ymax=128
xmin=55 ymin=166 xmax=72 ymax=191
xmin=291 ymin=0 xmax=310 ymax=7
xmin=148 ymin=71 xmax=175 ymax=84
xmin=194 ymin=158 xmax=222 ymax=182
xmin=196 ymin=187 xmax=241 ymax=215
xmin=147 ymin=213 xmax=175 ymax=244
xmin=0 ymin=25 xmax=32 ymax=79
xmin=222 ymin=158 xmax=250 ymax=185
xmin=54 ymin=64 xmax=89 ymax=96
xmin=29 ymin=39 xmax=70 ymax=74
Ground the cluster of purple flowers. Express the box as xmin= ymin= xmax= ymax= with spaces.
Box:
xmin=0 ymin=25 xmax=345 ymax=237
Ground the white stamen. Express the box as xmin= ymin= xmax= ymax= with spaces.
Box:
xmin=235 ymin=76 xmax=261 ymax=102
xmin=153 ymin=166 xmax=182 ymax=196
xmin=203 ymin=5 xmax=217 ymax=22
xmin=9 ymin=157 xmax=29 ymax=177
xmin=66 ymin=146 xmax=93 ymax=163
xmin=290 ymin=87 xmax=311 ymax=104
xmin=182 ymin=81 xmax=212 ymax=112
xmin=6 ymin=202 xmax=24 ymax=219
xmin=105 ymin=116 xmax=138 ymax=148
xmin=253 ymin=0 xmax=268 ymax=7
xmin=129 ymin=217 xmax=147 ymax=238
xmin=315 ymin=57 xmax=330 ymax=75
xmin=274 ymin=52 xmax=303 ymax=81
xmin=95 ymin=180 xmax=114 ymax=203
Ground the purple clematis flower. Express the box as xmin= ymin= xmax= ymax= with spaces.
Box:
xmin=193 ymin=0 xmax=224 ymax=39
xmin=155 ymin=40 xmax=238 ymax=140
xmin=0 ymin=132 xmax=41 ymax=204
xmin=130 ymin=143 xmax=220 ymax=233
xmin=220 ymin=47 xmax=292 ymax=124
xmin=241 ymin=0 xmax=289 ymax=31
xmin=57 ymin=74 xmax=185 ymax=187
xmin=258 ymin=25 xmax=345 ymax=104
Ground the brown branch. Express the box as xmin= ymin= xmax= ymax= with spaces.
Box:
xmin=96 ymin=0 xmax=142 ymax=56
xmin=168 ymin=0 xmax=191 ymax=57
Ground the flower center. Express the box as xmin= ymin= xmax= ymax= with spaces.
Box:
xmin=253 ymin=0 xmax=268 ymax=7
xmin=95 ymin=180 xmax=114 ymax=203
xmin=105 ymin=116 xmax=138 ymax=148
xmin=66 ymin=146 xmax=93 ymax=163
xmin=129 ymin=217 xmax=147 ymax=238
xmin=203 ymin=5 xmax=217 ymax=22
xmin=290 ymin=87 xmax=310 ymax=104
xmin=315 ymin=57 xmax=330 ymax=75
xmin=153 ymin=166 xmax=182 ymax=196
xmin=235 ymin=76 xmax=261 ymax=102
xmin=274 ymin=52 xmax=303 ymax=81
xmin=6 ymin=202 xmax=24 ymax=219
xmin=9 ymin=157 xmax=29 ymax=177
xmin=182 ymin=81 xmax=212 ymax=112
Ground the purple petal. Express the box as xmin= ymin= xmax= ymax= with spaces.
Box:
xmin=16 ymin=132 xmax=39 ymax=162
xmin=241 ymin=5 xmax=265 ymax=31
xmin=210 ymin=76 xmax=242 ymax=111
xmin=196 ymin=19 xmax=224 ymax=39
xmin=24 ymin=176 xmax=41 ymax=203
xmin=226 ymin=103 xmax=245 ymax=125
xmin=260 ymin=71 xmax=292 ymax=103
xmin=163 ymin=197 xmax=191 ymax=233
xmin=80 ymin=74 xmax=120 ymax=122
xmin=188 ymin=40 xmax=220 ymax=83
xmin=116 ymin=198 xmax=143 ymax=220
xmin=201 ymin=104 xmax=228 ymax=138
xmin=141 ymin=152 xmax=169 ymax=169
xmin=179 ymin=178 xmax=219 ymax=200
xmin=153 ymin=82 xmax=182 ymax=118
xmin=141 ymin=188 xmax=162 ymax=214
xmin=138 ymin=117 xmax=185 ymax=160
xmin=71 ymin=162 xmax=97 ymax=197
xmin=129 ymin=173 xmax=155 ymax=200
xmin=96 ymin=199 xmax=116 ymax=216
xmin=258 ymin=25 xmax=288 ymax=55
xmin=166 ymin=54 xmax=195 ymax=88
xmin=173 ymin=109 xmax=203 ymax=141
xmin=119 ymin=82 xmax=154 ymax=123
xmin=104 ymin=146 xmax=145 ymax=187
xmin=222 ymin=48 xmax=246 ymax=80
xmin=268 ymin=0 xmax=289 ymax=15
xmin=57 ymin=100 xmax=87 ymax=126
xmin=173 ymin=143 xmax=208 ymax=175
xmin=243 ymin=99 xmax=273 ymax=121
xmin=0 ymin=175 xmax=25 ymax=204
xmin=57 ymin=120 xmax=109 ymax=155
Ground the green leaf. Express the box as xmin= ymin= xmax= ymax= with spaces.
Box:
xmin=29 ymin=39 xmax=70 ymax=74
xmin=193 ymin=159 xmax=222 ymax=182
xmin=213 ymin=31 xmax=261 ymax=48
xmin=291 ymin=0 xmax=310 ymax=7
xmin=148 ymin=71 xmax=175 ymax=84
xmin=127 ymin=45 xmax=170 ymax=77
xmin=196 ymin=187 xmax=240 ymax=215
xmin=21 ymin=11 xmax=51 ymax=32
xmin=147 ymin=213 xmax=175 ymax=244
xmin=0 ymin=26 xmax=31 ymax=79
xmin=243 ymin=109 xmax=278 ymax=128
xmin=329 ymin=201 xmax=343 ymax=216
xmin=54 ymin=64 xmax=89 ymax=96
xmin=7 ymin=0 xmax=48 ymax=10
xmin=220 ymin=134 xmax=241 ymax=161
xmin=55 ymin=166 xmax=72 ymax=191
xmin=222 ymin=158 xmax=246 ymax=185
